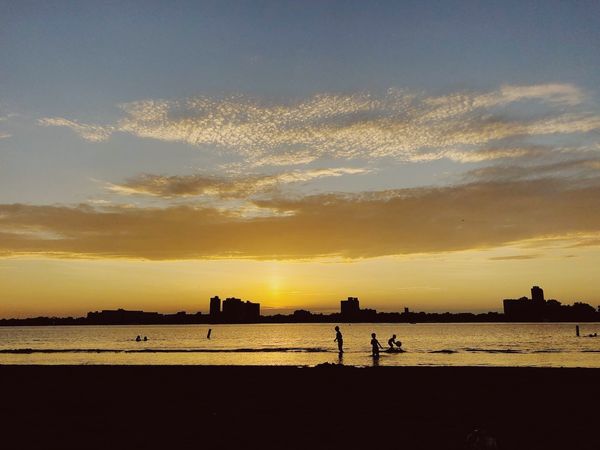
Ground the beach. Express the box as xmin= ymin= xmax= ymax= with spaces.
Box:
xmin=1 ymin=365 xmax=599 ymax=450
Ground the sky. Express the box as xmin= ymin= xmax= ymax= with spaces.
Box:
xmin=1 ymin=0 xmax=600 ymax=317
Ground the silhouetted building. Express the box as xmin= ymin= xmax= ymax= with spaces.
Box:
xmin=531 ymin=286 xmax=544 ymax=302
xmin=360 ymin=308 xmax=378 ymax=321
xmin=503 ymin=297 xmax=541 ymax=321
xmin=87 ymin=309 xmax=161 ymax=325
xmin=502 ymin=285 xmax=599 ymax=322
xmin=210 ymin=296 xmax=221 ymax=317
xmin=221 ymin=297 xmax=260 ymax=322
xmin=503 ymin=285 xmax=550 ymax=321
xmin=340 ymin=297 xmax=360 ymax=318
xmin=340 ymin=297 xmax=377 ymax=321
xmin=293 ymin=309 xmax=312 ymax=320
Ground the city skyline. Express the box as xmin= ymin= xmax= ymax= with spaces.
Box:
xmin=2 ymin=1 xmax=600 ymax=317
xmin=2 ymin=286 xmax=598 ymax=323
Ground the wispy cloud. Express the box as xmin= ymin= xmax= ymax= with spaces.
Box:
xmin=38 ymin=117 xmax=113 ymax=142
xmin=0 ymin=112 xmax=20 ymax=139
xmin=2 ymin=176 xmax=600 ymax=260
xmin=38 ymin=83 xmax=599 ymax=165
xmin=444 ymin=146 xmax=549 ymax=163
xmin=107 ymin=167 xmax=369 ymax=198
xmin=464 ymin=158 xmax=600 ymax=182
xmin=489 ymin=254 xmax=540 ymax=261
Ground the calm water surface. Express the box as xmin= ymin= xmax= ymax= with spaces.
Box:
xmin=1 ymin=323 xmax=599 ymax=367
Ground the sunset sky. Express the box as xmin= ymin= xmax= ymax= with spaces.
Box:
xmin=2 ymin=1 xmax=600 ymax=317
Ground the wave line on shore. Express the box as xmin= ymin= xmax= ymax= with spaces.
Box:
xmin=463 ymin=348 xmax=523 ymax=354
xmin=0 ymin=347 xmax=330 ymax=354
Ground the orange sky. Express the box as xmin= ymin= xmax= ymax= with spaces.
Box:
xmin=2 ymin=239 xmax=599 ymax=318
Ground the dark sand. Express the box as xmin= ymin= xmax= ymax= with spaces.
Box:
xmin=1 ymin=365 xmax=599 ymax=450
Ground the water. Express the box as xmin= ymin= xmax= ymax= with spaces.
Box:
xmin=1 ymin=323 xmax=599 ymax=367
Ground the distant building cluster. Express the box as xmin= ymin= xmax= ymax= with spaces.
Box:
xmin=2 ymin=286 xmax=599 ymax=327
xmin=503 ymin=286 xmax=599 ymax=322
xmin=339 ymin=297 xmax=378 ymax=321
xmin=84 ymin=296 xmax=262 ymax=325
xmin=210 ymin=296 xmax=260 ymax=323
xmin=86 ymin=308 xmax=203 ymax=325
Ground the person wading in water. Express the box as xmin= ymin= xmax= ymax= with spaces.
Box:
xmin=371 ymin=333 xmax=383 ymax=357
xmin=334 ymin=326 xmax=344 ymax=353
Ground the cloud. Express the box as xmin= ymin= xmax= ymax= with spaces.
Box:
xmin=489 ymin=254 xmax=540 ymax=261
xmin=484 ymin=83 xmax=584 ymax=107
xmin=107 ymin=168 xmax=369 ymax=198
xmin=2 ymin=177 xmax=600 ymax=260
xmin=38 ymin=118 xmax=113 ymax=142
xmin=444 ymin=146 xmax=549 ymax=163
xmin=464 ymin=158 xmax=600 ymax=182
xmin=38 ymin=83 xmax=599 ymax=165
xmin=0 ymin=112 xmax=20 ymax=139
xmin=566 ymin=237 xmax=600 ymax=248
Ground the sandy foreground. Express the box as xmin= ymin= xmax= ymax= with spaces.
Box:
xmin=1 ymin=365 xmax=598 ymax=449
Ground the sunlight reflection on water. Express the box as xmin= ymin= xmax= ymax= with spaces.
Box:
xmin=1 ymin=322 xmax=599 ymax=367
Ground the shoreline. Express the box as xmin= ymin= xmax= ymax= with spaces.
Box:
xmin=2 ymin=365 xmax=599 ymax=449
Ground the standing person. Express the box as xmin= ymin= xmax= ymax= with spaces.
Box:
xmin=371 ymin=333 xmax=383 ymax=357
xmin=334 ymin=326 xmax=343 ymax=353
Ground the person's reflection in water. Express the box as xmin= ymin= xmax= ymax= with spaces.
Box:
xmin=371 ymin=353 xmax=380 ymax=367
xmin=337 ymin=352 xmax=344 ymax=365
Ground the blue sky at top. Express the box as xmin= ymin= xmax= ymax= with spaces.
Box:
xmin=2 ymin=0 xmax=600 ymax=113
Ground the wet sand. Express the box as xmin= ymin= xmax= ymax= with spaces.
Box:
xmin=1 ymin=365 xmax=598 ymax=450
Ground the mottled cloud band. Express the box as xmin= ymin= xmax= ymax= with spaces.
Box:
xmin=2 ymin=177 xmax=600 ymax=260
xmin=39 ymin=83 xmax=600 ymax=165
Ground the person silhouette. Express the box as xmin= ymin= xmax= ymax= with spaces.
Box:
xmin=334 ymin=326 xmax=343 ymax=353
xmin=387 ymin=334 xmax=397 ymax=350
xmin=143 ymin=336 xmax=148 ymax=342
xmin=135 ymin=335 xmax=141 ymax=342
xmin=371 ymin=333 xmax=383 ymax=357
